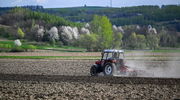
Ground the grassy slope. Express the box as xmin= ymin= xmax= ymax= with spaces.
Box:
xmin=0 ymin=56 xmax=99 ymax=59
xmin=0 ymin=55 xmax=179 ymax=61
xmin=152 ymin=49 xmax=180 ymax=53
xmin=0 ymin=40 xmax=86 ymax=52
xmin=0 ymin=40 xmax=180 ymax=60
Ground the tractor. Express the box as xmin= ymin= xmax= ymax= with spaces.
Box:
xmin=90 ymin=49 xmax=137 ymax=76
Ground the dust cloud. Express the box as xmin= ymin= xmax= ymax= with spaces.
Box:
xmin=125 ymin=53 xmax=180 ymax=78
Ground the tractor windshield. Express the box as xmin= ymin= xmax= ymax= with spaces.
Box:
xmin=119 ymin=53 xmax=124 ymax=59
xmin=102 ymin=51 xmax=124 ymax=60
xmin=102 ymin=53 xmax=113 ymax=60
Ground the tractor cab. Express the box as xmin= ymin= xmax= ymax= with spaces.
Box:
xmin=101 ymin=49 xmax=124 ymax=60
xmin=100 ymin=49 xmax=125 ymax=67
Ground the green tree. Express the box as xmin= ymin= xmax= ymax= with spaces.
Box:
xmin=146 ymin=34 xmax=159 ymax=50
xmin=126 ymin=32 xmax=137 ymax=49
xmin=79 ymin=34 xmax=98 ymax=51
xmin=91 ymin=15 xmax=113 ymax=50
xmin=124 ymin=32 xmax=147 ymax=49
xmin=17 ymin=27 xmax=25 ymax=38
xmin=159 ymin=29 xmax=177 ymax=47
xmin=136 ymin=34 xmax=146 ymax=49
xmin=112 ymin=32 xmax=123 ymax=49
xmin=90 ymin=15 xmax=101 ymax=34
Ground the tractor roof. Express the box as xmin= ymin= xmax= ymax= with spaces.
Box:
xmin=103 ymin=49 xmax=124 ymax=53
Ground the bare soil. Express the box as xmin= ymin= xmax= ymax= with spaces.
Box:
xmin=0 ymin=59 xmax=94 ymax=76
xmin=0 ymin=59 xmax=180 ymax=77
xmin=0 ymin=80 xmax=180 ymax=100
xmin=0 ymin=52 xmax=180 ymax=99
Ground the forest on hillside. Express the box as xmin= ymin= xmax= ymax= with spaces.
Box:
xmin=43 ymin=5 xmax=180 ymax=27
xmin=0 ymin=5 xmax=180 ymax=51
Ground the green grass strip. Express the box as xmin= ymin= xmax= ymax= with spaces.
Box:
xmin=0 ymin=56 xmax=100 ymax=59
xmin=152 ymin=49 xmax=180 ymax=53
xmin=0 ymin=56 xmax=179 ymax=61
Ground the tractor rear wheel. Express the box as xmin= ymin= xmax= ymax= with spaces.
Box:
xmin=103 ymin=63 xmax=116 ymax=76
xmin=90 ymin=65 xmax=98 ymax=76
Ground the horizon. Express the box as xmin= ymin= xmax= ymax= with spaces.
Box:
xmin=0 ymin=0 xmax=180 ymax=8
xmin=2 ymin=5 xmax=180 ymax=9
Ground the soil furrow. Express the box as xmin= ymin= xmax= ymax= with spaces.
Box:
xmin=0 ymin=74 xmax=180 ymax=85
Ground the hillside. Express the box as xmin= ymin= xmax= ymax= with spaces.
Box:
xmin=42 ymin=5 xmax=180 ymax=31
xmin=1 ymin=5 xmax=180 ymax=31
xmin=0 ymin=5 xmax=180 ymax=51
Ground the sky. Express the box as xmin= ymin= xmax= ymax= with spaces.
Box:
xmin=0 ymin=0 xmax=180 ymax=8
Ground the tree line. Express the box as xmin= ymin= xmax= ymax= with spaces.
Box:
xmin=0 ymin=8 xmax=180 ymax=51
xmin=43 ymin=5 xmax=180 ymax=28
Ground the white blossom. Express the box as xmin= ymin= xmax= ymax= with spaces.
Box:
xmin=112 ymin=25 xmax=118 ymax=32
xmin=37 ymin=27 xmax=44 ymax=39
xmin=61 ymin=26 xmax=73 ymax=40
xmin=112 ymin=25 xmax=124 ymax=33
xmin=60 ymin=26 xmax=79 ymax=40
xmin=117 ymin=26 xmax=124 ymax=33
xmin=136 ymin=25 xmax=140 ymax=30
xmin=85 ymin=23 xmax=90 ymax=28
xmin=80 ymin=27 xmax=90 ymax=35
xmin=14 ymin=39 xmax=22 ymax=46
xmin=151 ymin=28 xmax=157 ymax=34
xmin=72 ymin=27 xmax=79 ymax=39
xmin=148 ymin=25 xmax=157 ymax=34
xmin=148 ymin=25 xmax=152 ymax=29
xmin=48 ymin=26 xmax=59 ymax=41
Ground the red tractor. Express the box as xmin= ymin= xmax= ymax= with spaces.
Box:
xmin=90 ymin=49 xmax=137 ymax=76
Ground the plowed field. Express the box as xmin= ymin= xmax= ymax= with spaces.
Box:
xmin=0 ymin=51 xmax=180 ymax=99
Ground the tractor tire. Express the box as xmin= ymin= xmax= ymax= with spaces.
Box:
xmin=103 ymin=63 xmax=116 ymax=76
xmin=90 ymin=65 xmax=98 ymax=76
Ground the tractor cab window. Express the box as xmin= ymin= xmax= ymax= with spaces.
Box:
xmin=102 ymin=53 xmax=107 ymax=59
xmin=107 ymin=53 xmax=113 ymax=59
xmin=113 ymin=52 xmax=119 ymax=59
xmin=119 ymin=53 xmax=124 ymax=59
xmin=102 ymin=53 xmax=113 ymax=60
